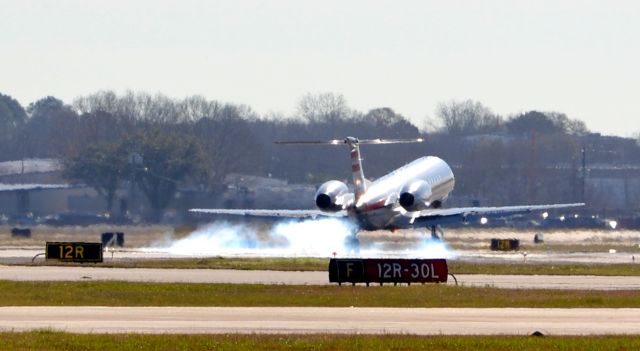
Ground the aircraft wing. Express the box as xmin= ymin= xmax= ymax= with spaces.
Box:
xmin=189 ymin=208 xmax=347 ymax=219
xmin=0 ymin=183 xmax=69 ymax=192
xmin=411 ymin=203 xmax=585 ymax=226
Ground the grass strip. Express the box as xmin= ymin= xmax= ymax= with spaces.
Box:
xmin=31 ymin=257 xmax=329 ymax=271
xmin=1 ymin=280 xmax=640 ymax=308
xmin=448 ymin=262 xmax=640 ymax=276
xmin=1 ymin=331 xmax=640 ymax=351
xmin=112 ymin=256 xmax=327 ymax=271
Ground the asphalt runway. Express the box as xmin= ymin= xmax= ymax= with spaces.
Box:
xmin=1 ymin=306 xmax=639 ymax=335
xmin=2 ymin=265 xmax=640 ymax=290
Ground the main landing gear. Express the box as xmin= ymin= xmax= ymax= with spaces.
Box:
xmin=429 ymin=225 xmax=445 ymax=240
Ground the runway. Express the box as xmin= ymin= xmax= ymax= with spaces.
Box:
xmin=2 ymin=265 xmax=640 ymax=289
xmin=1 ymin=306 xmax=639 ymax=335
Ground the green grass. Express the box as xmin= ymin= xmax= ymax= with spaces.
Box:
xmin=1 ymin=331 xmax=640 ymax=350
xmin=1 ymin=280 xmax=640 ymax=308
xmin=516 ymin=243 xmax=640 ymax=253
xmin=448 ymin=262 xmax=640 ymax=276
xmin=28 ymin=257 xmax=640 ymax=276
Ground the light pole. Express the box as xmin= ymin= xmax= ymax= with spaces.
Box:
xmin=128 ymin=153 xmax=143 ymax=219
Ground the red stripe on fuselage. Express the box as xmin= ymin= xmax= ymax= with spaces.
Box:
xmin=359 ymin=199 xmax=387 ymax=212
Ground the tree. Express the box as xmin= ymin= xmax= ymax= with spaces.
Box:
xmin=296 ymin=92 xmax=351 ymax=123
xmin=361 ymin=107 xmax=404 ymax=127
xmin=75 ymin=110 xmax=133 ymax=149
xmin=24 ymin=96 xmax=79 ymax=157
xmin=0 ymin=93 xmax=27 ymax=133
xmin=432 ymin=99 xmax=502 ymax=136
xmin=193 ymin=105 xmax=262 ymax=185
xmin=505 ymin=111 xmax=588 ymax=136
xmin=63 ymin=129 xmax=209 ymax=220
xmin=545 ymin=111 xmax=589 ymax=136
xmin=74 ymin=91 xmax=245 ymax=125
xmin=0 ymin=93 xmax=27 ymax=160
xmin=63 ymin=142 xmax=128 ymax=214
xmin=506 ymin=111 xmax=557 ymax=136
xmin=124 ymin=130 xmax=209 ymax=220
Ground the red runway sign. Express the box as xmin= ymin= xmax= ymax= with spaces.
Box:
xmin=329 ymin=258 xmax=448 ymax=285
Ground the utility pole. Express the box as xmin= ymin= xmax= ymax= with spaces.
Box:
xmin=128 ymin=153 xmax=144 ymax=219
xmin=581 ymin=147 xmax=586 ymax=203
xmin=527 ymin=130 xmax=537 ymax=203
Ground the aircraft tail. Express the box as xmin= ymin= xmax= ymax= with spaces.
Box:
xmin=275 ymin=136 xmax=424 ymax=202
xmin=346 ymin=138 xmax=367 ymax=201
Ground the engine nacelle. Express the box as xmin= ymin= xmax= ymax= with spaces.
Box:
xmin=315 ymin=180 xmax=351 ymax=212
xmin=398 ymin=180 xmax=432 ymax=212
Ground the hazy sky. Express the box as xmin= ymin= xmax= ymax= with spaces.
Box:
xmin=1 ymin=0 xmax=638 ymax=136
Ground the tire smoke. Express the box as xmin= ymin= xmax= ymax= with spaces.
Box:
xmin=147 ymin=218 xmax=455 ymax=258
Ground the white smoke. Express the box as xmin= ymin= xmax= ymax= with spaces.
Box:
xmin=412 ymin=238 xmax=456 ymax=259
xmin=147 ymin=218 xmax=455 ymax=258
xmin=151 ymin=218 xmax=356 ymax=257
xmin=357 ymin=236 xmax=456 ymax=259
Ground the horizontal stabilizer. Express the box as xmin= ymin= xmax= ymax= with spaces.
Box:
xmin=189 ymin=208 xmax=347 ymax=219
xmin=274 ymin=137 xmax=423 ymax=145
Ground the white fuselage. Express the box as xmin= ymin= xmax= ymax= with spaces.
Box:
xmin=349 ymin=156 xmax=455 ymax=230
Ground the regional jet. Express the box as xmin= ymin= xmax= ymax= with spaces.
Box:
xmin=190 ymin=137 xmax=583 ymax=248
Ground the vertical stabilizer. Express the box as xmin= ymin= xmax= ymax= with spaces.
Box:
xmin=345 ymin=137 xmax=367 ymax=201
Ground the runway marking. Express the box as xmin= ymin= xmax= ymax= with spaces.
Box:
xmin=1 ymin=307 xmax=640 ymax=335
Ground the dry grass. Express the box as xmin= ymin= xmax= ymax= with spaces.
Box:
xmin=0 ymin=224 xmax=175 ymax=247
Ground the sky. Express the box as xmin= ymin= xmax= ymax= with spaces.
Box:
xmin=1 ymin=0 xmax=638 ymax=136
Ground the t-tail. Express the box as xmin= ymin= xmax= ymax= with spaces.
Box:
xmin=345 ymin=137 xmax=367 ymax=201
xmin=275 ymin=136 xmax=424 ymax=203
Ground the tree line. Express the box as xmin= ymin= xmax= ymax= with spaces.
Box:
xmin=1 ymin=91 xmax=639 ymax=220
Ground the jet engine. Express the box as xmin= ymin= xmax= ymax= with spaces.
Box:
xmin=398 ymin=180 xmax=432 ymax=212
xmin=315 ymin=180 xmax=352 ymax=212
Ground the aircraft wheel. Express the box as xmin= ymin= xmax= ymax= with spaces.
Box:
xmin=429 ymin=225 xmax=444 ymax=240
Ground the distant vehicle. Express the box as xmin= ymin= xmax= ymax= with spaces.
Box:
xmin=191 ymin=137 xmax=583 ymax=249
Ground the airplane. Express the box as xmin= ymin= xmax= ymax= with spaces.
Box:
xmin=190 ymin=137 xmax=584 ymax=249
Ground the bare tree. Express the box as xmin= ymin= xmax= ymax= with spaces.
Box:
xmin=545 ymin=111 xmax=589 ymax=136
xmin=433 ymin=99 xmax=502 ymax=136
xmin=178 ymin=95 xmax=222 ymax=123
xmin=193 ymin=104 xmax=262 ymax=185
xmin=296 ymin=92 xmax=351 ymax=123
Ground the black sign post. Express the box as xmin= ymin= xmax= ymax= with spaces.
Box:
xmin=46 ymin=242 xmax=103 ymax=263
